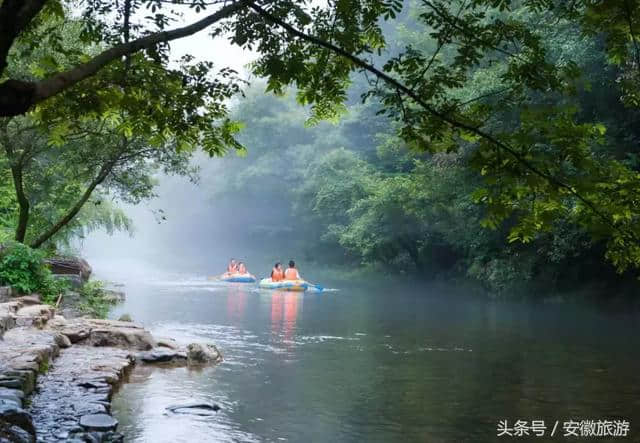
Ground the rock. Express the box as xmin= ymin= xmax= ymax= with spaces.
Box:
xmin=54 ymin=430 xmax=69 ymax=439
xmin=0 ymin=404 xmax=35 ymax=436
xmin=0 ymin=389 xmax=23 ymax=400
xmin=62 ymin=327 xmax=90 ymax=344
xmin=10 ymin=296 xmax=40 ymax=306
xmin=117 ymin=314 xmax=132 ymax=322
xmin=155 ymin=337 xmax=178 ymax=350
xmin=2 ymin=371 xmax=35 ymax=395
xmin=43 ymin=256 xmax=92 ymax=282
xmin=54 ymin=333 xmax=72 ymax=349
xmin=0 ymin=286 xmax=15 ymax=302
xmin=186 ymin=343 xmax=222 ymax=365
xmin=87 ymin=323 xmax=155 ymax=351
xmin=0 ymin=393 xmax=22 ymax=408
xmin=137 ymin=349 xmax=187 ymax=364
xmin=79 ymin=414 xmax=117 ymax=432
xmin=166 ymin=402 xmax=221 ymax=415
xmin=0 ymin=398 xmax=21 ymax=410
xmin=0 ymin=424 xmax=35 ymax=443
xmin=0 ymin=378 xmax=23 ymax=390
xmin=14 ymin=305 xmax=55 ymax=329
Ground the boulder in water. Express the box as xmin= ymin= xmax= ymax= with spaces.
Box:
xmin=166 ymin=402 xmax=221 ymax=416
xmin=186 ymin=343 xmax=222 ymax=365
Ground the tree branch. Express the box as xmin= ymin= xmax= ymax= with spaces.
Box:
xmin=0 ymin=0 xmax=253 ymax=117
xmin=29 ymin=157 xmax=117 ymax=248
xmin=248 ymin=2 xmax=624 ymax=239
xmin=1 ymin=126 xmax=30 ymax=243
xmin=0 ymin=0 xmax=47 ymax=75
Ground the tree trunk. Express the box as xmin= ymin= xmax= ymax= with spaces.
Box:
xmin=30 ymin=161 xmax=114 ymax=248
xmin=10 ymin=162 xmax=29 ymax=243
xmin=0 ymin=0 xmax=252 ymax=116
xmin=2 ymin=136 xmax=30 ymax=243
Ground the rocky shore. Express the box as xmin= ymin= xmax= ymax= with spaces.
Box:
xmin=0 ymin=294 xmax=222 ymax=442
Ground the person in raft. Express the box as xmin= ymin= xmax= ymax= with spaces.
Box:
xmin=270 ymin=262 xmax=284 ymax=281
xmin=227 ymin=258 xmax=238 ymax=274
xmin=284 ymin=260 xmax=302 ymax=281
xmin=237 ymin=261 xmax=255 ymax=279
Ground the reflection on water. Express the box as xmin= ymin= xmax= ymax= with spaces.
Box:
xmin=270 ymin=291 xmax=302 ymax=345
xmin=108 ymin=276 xmax=640 ymax=442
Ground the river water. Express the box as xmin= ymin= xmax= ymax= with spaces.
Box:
xmin=103 ymin=272 xmax=640 ymax=442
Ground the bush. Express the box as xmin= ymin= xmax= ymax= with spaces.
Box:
xmin=78 ymin=280 xmax=115 ymax=318
xmin=0 ymin=241 xmax=69 ymax=304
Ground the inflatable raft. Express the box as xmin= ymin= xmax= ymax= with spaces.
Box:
xmin=259 ymin=278 xmax=322 ymax=292
xmin=220 ymin=273 xmax=256 ymax=283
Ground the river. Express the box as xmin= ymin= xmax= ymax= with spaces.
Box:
xmin=98 ymin=269 xmax=639 ymax=442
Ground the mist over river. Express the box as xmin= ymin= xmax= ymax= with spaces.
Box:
xmin=76 ymin=257 xmax=640 ymax=442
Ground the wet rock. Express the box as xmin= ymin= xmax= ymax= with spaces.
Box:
xmin=54 ymin=430 xmax=69 ymax=439
xmin=0 ymin=392 xmax=22 ymax=407
xmin=62 ymin=327 xmax=90 ymax=344
xmin=54 ymin=333 xmax=71 ymax=349
xmin=0 ymin=404 xmax=35 ymax=436
xmin=2 ymin=371 xmax=35 ymax=395
xmin=0 ymin=398 xmax=21 ymax=409
xmin=0 ymin=378 xmax=23 ymax=390
xmin=85 ymin=320 xmax=155 ymax=351
xmin=155 ymin=337 xmax=178 ymax=350
xmin=187 ymin=343 xmax=222 ymax=365
xmin=77 ymin=381 xmax=109 ymax=390
xmin=79 ymin=414 xmax=117 ymax=432
xmin=0 ymin=424 xmax=35 ymax=443
xmin=138 ymin=348 xmax=187 ymax=364
xmin=166 ymin=402 xmax=221 ymax=415
xmin=0 ymin=388 xmax=24 ymax=400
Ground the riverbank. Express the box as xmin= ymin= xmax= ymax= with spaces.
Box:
xmin=0 ymin=294 xmax=222 ymax=443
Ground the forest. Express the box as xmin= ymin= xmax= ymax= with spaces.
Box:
xmin=2 ymin=0 xmax=640 ymax=295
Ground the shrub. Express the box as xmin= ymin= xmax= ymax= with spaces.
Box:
xmin=0 ymin=241 xmax=69 ymax=304
xmin=78 ymin=280 xmax=116 ymax=318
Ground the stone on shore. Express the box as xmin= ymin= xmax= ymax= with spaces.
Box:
xmin=43 ymin=256 xmax=92 ymax=281
xmin=0 ymin=294 xmax=223 ymax=442
xmin=187 ymin=343 xmax=223 ymax=365
xmin=0 ymin=404 xmax=36 ymax=437
xmin=46 ymin=318 xmax=156 ymax=350
xmin=137 ymin=348 xmax=187 ymax=364
xmin=79 ymin=414 xmax=118 ymax=432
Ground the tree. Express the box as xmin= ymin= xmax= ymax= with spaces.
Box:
xmin=0 ymin=10 xmax=246 ymax=248
xmin=2 ymin=0 xmax=640 ymax=273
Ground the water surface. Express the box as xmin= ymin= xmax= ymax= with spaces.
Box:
xmin=107 ymin=274 xmax=640 ymax=442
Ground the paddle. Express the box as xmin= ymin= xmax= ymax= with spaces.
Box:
xmin=306 ymin=282 xmax=324 ymax=292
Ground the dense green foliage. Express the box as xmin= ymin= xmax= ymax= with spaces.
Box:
xmin=2 ymin=1 xmax=640 ymax=295
xmin=0 ymin=242 xmax=68 ymax=302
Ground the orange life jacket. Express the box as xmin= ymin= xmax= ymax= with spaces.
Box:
xmin=271 ymin=268 xmax=284 ymax=281
xmin=284 ymin=267 xmax=300 ymax=280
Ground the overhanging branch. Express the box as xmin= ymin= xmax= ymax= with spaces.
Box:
xmin=0 ymin=0 xmax=253 ymax=117
xmin=248 ymin=1 xmax=624 ymax=238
